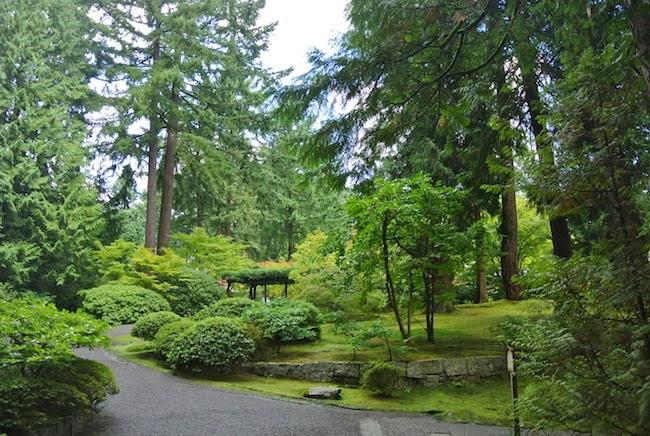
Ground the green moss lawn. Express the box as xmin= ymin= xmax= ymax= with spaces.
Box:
xmin=274 ymin=299 xmax=546 ymax=362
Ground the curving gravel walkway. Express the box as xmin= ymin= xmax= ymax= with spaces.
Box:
xmin=76 ymin=326 xmax=511 ymax=436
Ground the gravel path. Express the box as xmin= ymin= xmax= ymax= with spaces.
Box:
xmin=77 ymin=326 xmax=511 ymax=436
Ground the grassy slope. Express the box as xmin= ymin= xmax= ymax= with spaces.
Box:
xmin=275 ymin=299 xmax=545 ymax=362
xmin=110 ymin=299 xmax=542 ymax=425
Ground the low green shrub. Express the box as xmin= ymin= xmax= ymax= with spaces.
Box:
xmin=79 ymin=283 xmax=171 ymax=324
xmin=0 ymin=295 xmax=108 ymax=365
xmin=0 ymin=357 xmax=118 ymax=433
xmin=193 ymin=297 xmax=260 ymax=320
xmin=162 ymin=317 xmax=256 ymax=372
xmin=153 ymin=319 xmax=196 ymax=360
xmin=0 ymin=295 xmax=116 ymax=433
xmin=132 ymin=311 xmax=182 ymax=341
xmin=169 ymin=270 xmax=224 ymax=316
xmin=243 ymin=298 xmax=321 ymax=347
xmin=361 ymin=361 xmax=400 ymax=397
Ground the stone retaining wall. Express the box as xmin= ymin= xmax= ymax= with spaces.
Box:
xmin=242 ymin=355 xmax=507 ymax=387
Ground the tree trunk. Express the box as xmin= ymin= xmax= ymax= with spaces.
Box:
xmin=624 ymin=0 xmax=650 ymax=96
xmin=500 ymin=166 xmax=522 ymax=300
xmin=518 ymin=47 xmax=572 ymax=258
xmin=157 ymin=84 xmax=179 ymax=252
xmin=286 ymin=207 xmax=294 ymax=261
xmin=381 ymin=213 xmax=408 ymax=339
xmin=476 ymin=257 xmax=488 ymax=303
xmin=144 ymin=20 xmax=161 ymax=250
xmin=407 ymin=269 xmax=414 ymax=337
xmin=422 ymin=270 xmax=435 ymax=343
xmin=474 ymin=217 xmax=489 ymax=303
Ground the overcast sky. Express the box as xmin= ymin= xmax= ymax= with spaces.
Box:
xmin=258 ymin=0 xmax=350 ymax=79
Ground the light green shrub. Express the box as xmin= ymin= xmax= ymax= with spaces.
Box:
xmin=162 ymin=317 xmax=256 ymax=372
xmin=193 ymin=297 xmax=260 ymax=320
xmin=132 ymin=311 xmax=182 ymax=341
xmin=79 ymin=283 xmax=170 ymax=324
xmin=169 ymin=270 xmax=224 ymax=316
xmin=243 ymin=298 xmax=321 ymax=347
xmin=153 ymin=319 xmax=196 ymax=361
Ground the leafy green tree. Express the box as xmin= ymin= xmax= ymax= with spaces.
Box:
xmin=172 ymin=227 xmax=255 ymax=277
xmin=0 ymin=0 xmax=104 ymax=305
xmin=348 ymin=176 xmax=468 ymax=341
xmin=289 ymin=230 xmax=347 ymax=310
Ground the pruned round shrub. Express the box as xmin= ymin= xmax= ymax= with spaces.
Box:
xmin=361 ymin=361 xmax=400 ymax=397
xmin=79 ymin=283 xmax=170 ymax=324
xmin=153 ymin=319 xmax=196 ymax=361
xmin=193 ymin=297 xmax=260 ymax=320
xmin=169 ymin=270 xmax=224 ymax=316
xmin=132 ymin=311 xmax=182 ymax=341
xmin=0 ymin=357 xmax=118 ymax=433
xmin=162 ymin=317 xmax=256 ymax=372
xmin=243 ymin=298 xmax=321 ymax=346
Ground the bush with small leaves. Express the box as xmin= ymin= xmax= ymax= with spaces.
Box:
xmin=361 ymin=361 xmax=401 ymax=397
xmin=168 ymin=270 xmax=224 ymax=316
xmin=0 ymin=357 xmax=118 ymax=433
xmin=193 ymin=297 xmax=260 ymax=320
xmin=132 ymin=311 xmax=182 ymax=341
xmin=79 ymin=283 xmax=171 ymax=324
xmin=153 ymin=319 xmax=196 ymax=361
xmin=162 ymin=317 xmax=256 ymax=372
xmin=243 ymin=299 xmax=321 ymax=348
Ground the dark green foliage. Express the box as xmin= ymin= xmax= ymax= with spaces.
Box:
xmin=79 ymin=284 xmax=171 ymax=325
xmin=0 ymin=357 xmax=118 ymax=434
xmin=169 ymin=270 xmax=224 ymax=317
xmin=223 ymin=268 xmax=294 ymax=286
xmin=0 ymin=0 xmax=103 ymax=306
xmin=161 ymin=317 xmax=256 ymax=372
xmin=132 ymin=311 xmax=182 ymax=341
xmin=0 ymin=295 xmax=116 ymax=433
xmin=361 ymin=361 xmax=400 ymax=397
xmin=243 ymin=299 xmax=321 ymax=347
xmin=500 ymin=257 xmax=650 ymax=434
xmin=153 ymin=319 xmax=196 ymax=361
xmin=193 ymin=297 xmax=261 ymax=320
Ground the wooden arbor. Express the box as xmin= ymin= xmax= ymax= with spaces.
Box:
xmin=222 ymin=268 xmax=294 ymax=300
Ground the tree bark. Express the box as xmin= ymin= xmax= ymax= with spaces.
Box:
xmin=381 ymin=213 xmax=408 ymax=339
xmin=157 ymin=84 xmax=179 ymax=252
xmin=144 ymin=17 xmax=161 ymax=250
xmin=624 ymin=0 xmax=650 ymax=96
xmin=518 ymin=48 xmax=572 ymax=258
xmin=422 ymin=270 xmax=435 ymax=343
xmin=500 ymin=166 xmax=522 ymax=300
xmin=475 ymin=256 xmax=488 ymax=303
xmin=286 ymin=207 xmax=294 ymax=261
xmin=474 ymin=217 xmax=489 ymax=303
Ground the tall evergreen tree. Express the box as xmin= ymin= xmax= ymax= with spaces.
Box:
xmin=0 ymin=0 xmax=104 ymax=305
xmin=91 ymin=0 xmax=274 ymax=251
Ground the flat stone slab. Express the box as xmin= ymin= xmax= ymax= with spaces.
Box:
xmin=303 ymin=386 xmax=341 ymax=400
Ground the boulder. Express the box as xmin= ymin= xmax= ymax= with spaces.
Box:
xmin=303 ymin=387 xmax=341 ymax=400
